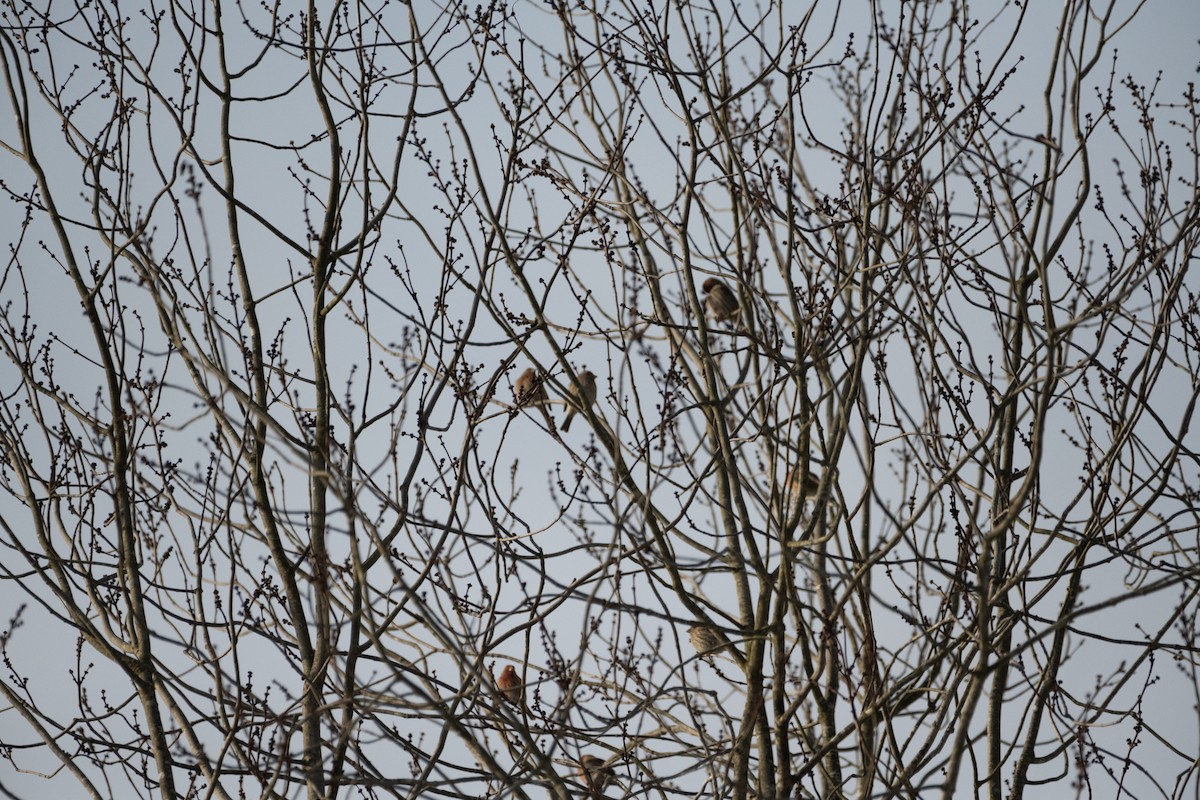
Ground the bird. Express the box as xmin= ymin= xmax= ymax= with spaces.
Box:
xmin=514 ymin=367 xmax=547 ymax=407
xmin=578 ymin=754 xmax=615 ymax=797
xmin=514 ymin=366 xmax=553 ymax=428
xmin=702 ymin=277 xmax=739 ymax=323
xmin=561 ymin=370 xmax=597 ymax=431
xmin=688 ymin=624 xmax=733 ymax=661
xmin=495 ymin=664 xmax=523 ymax=706
xmin=784 ymin=463 xmax=822 ymax=500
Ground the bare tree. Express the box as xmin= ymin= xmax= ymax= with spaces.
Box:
xmin=1 ymin=1 xmax=1198 ymax=799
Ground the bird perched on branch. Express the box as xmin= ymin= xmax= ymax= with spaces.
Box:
xmin=514 ymin=367 xmax=547 ymax=406
xmin=778 ymin=459 xmax=831 ymax=526
xmin=688 ymin=623 xmax=736 ymax=662
xmin=702 ymin=277 xmax=740 ymax=323
xmin=561 ymin=370 xmax=597 ymax=431
xmin=784 ymin=463 xmax=822 ymax=500
xmin=495 ymin=664 xmax=523 ymax=706
xmin=514 ymin=367 xmax=553 ymax=428
xmin=578 ymin=754 xmax=616 ymax=798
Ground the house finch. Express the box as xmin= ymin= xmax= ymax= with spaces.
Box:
xmin=688 ymin=624 xmax=733 ymax=661
xmin=578 ymin=754 xmax=615 ymax=796
xmin=561 ymin=370 xmax=597 ymax=431
xmin=495 ymin=664 xmax=522 ymax=706
xmin=702 ymin=277 xmax=739 ymax=323
xmin=784 ymin=464 xmax=821 ymax=500
xmin=514 ymin=367 xmax=547 ymax=407
xmin=514 ymin=366 xmax=553 ymax=428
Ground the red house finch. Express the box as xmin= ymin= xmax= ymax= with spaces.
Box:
xmin=578 ymin=754 xmax=615 ymax=796
xmin=702 ymin=277 xmax=740 ymax=323
xmin=495 ymin=664 xmax=522 ymax=706
xmin=561 ymin=370 xmax=597 ymax=431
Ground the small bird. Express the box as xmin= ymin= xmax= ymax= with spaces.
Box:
xmin=496 ymin=664 xmax=523 ymax=706
xmin=578 ymin=754 xmax=615 ymax=797
xmin=784 ymin=464 xmax=822 ymax=500
xmin=688 ymin=624 xmax=732 ymax=661
xmin=514 ymin=367 xmax=547 ymax=407
xmin=561 ymin=370 xmax=597 ymax=431
xmin=514 ymin=366 xmax=553 ymax=428
xmin=702 ymin=277 xmax=740 ymax=323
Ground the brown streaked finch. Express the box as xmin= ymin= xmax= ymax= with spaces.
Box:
xmin=688 ymin=623 xmax=736 ymax=662
xmin=514 ymin=367 xmax=547 ymax=406
xmin=784 ymin=463 xmax=822 ymax=500
xmin=702 ymin=277 xmax=740 ymax=323
xmin=578 ymin=754 xmax=615 ymax=796
xmin=514 ymin=366 xmax=553 ymax=428
xmin=561 ymin=370 xmax=597 ymax=431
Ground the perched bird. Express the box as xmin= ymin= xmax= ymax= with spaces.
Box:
xmin=702 ymin=277 xmax=740 ymax=323
xmin=495 ymin=664 xmax=523 ymax=706
xmin=778 ymin=459 xmax=831 ymax=527
xmin=514 ymin=366 xmax=553 ymax=428
xmin=561 ymin=370 xmax=597 ymax=431
xmin=514 ymin=367 xmax=548 ymax=407
xmin=688 ymin=624 xmax=733 ymax=661
xmin=578 ymin=754 xmax=615 ymax=797
xmin=784 ymin=463 xmax=822 ymax=500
